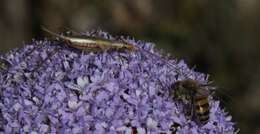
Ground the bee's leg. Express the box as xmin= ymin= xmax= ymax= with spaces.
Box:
xmin=190 ymin=97 xmax=195 ymax=121
xmin=185 ymin=95 xmax=194 ymax=121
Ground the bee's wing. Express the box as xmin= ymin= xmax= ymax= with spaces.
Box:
xmin=201 ymin=84 xmax=234 ymax=106
xmin=201 ymin=83 xmax=232 ymax=98
xmin=196 ymin=88 xmax=210 ymax=98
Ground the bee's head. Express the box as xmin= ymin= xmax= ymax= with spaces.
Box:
xmin=181 ymin=79 xmax=200 ymax=90
xmin=171 ymin=81 xmax=187 ymax=100
xmin=171 ymin=79 xmax=198 ymax=100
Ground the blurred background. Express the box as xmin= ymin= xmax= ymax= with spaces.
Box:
xmin=0 ymin=0 xmax=259 ymax=133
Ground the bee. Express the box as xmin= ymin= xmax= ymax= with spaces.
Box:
xmin=172 ymin=79 xmax=210 ymax=125
xmin=41 ymin=27 xmax=135 ymax=52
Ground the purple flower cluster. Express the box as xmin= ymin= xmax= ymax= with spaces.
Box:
xmin=0 ymin=31 xmax=237 ymax=133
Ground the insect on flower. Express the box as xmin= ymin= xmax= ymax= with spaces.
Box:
xmin=172 ymin=79 xmax=210 ymax=125
xmin=29 ymin=27 xmax=137 ymax=71
xmin=42 ymin=27 xmax=135 ymax=52
xmin=0 ymin=30 xmax=237 ymax=133
xmin=39 ymin=27 xmax=178 ymax=72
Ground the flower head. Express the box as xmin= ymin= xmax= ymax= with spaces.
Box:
xmin=0 ymin=30 xmax=237 ymax=133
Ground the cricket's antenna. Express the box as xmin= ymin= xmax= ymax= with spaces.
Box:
xmin=41 ymin=26 xmax=65 ymax=39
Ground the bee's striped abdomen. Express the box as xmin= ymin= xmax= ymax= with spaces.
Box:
xmin=194 ymin=96 xmax=210 ymax=125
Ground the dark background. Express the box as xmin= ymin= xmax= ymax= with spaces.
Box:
xmin=0 ymin=0 xmax=259 ymax=133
